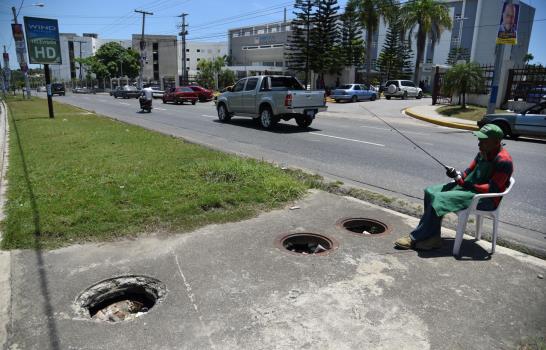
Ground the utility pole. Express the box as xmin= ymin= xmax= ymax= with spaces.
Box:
xmin=305 ymin=0 xmax=311 ymax=90
xmin=135 ymin=9 xmax=153 ymax=90
xmin=178 ymin=13 xmax=188 ymax=86
xmin=11 ymin=6 xmax=31 ymax=99
xmin=487 ymin=0 xmax=516 ymax=114
xmin=73 ymin=40 xmax=86 ymax=82
xmin=2 ymin=46 xmax=10 ymax=96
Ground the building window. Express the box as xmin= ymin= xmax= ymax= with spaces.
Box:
xmin=197 ymin=58 xmax=200 ymax=61
xmin=197 ymin=67 xmax=200 ymax=71
xmin=186 ymin=48 xmax=190 ymax=52
xmin=196 ymin=49 xmax=200 ymax=53
xmin=186 ymin=58 xmax=190 ymax=61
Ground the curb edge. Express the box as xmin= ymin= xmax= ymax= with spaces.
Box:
xmin=404 ymin=107 xmax=480 ymax=131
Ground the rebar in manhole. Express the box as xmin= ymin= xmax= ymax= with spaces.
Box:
xmin=74 ymin=275 xmax=167 ymax=323
xmin=276 ymin=233 xmax=337 ymax=255
xmin=337 ymin=218 xmax=391 ymax=236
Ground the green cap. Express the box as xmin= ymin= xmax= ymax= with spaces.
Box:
xmin=473 ymin=124 xmax=504 ymax=140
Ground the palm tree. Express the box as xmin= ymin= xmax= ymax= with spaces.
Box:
xmin=523 ymin=52 xmax=534 ymax=66
xmin=443 ymin=62 xmax=483 ymax=109
xmin=350 ymin=0 xmax=394 ymax=83
xmin=400 ymin=0 xmax=452 ymax=84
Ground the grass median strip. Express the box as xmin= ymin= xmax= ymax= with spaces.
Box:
xmin=1 ymin=96 xmax=306 ymax=249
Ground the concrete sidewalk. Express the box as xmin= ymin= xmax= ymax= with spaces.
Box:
xmin=1 ymin=99 xmax=544 ymax=350
xmin=3 ymin=190 xmax=546 ymax=350
xmin=404 ymin=104 xmax=480 ymax=131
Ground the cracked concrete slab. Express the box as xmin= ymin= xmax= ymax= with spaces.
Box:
xmin=4 ymin=190 xmax=546 ymax=350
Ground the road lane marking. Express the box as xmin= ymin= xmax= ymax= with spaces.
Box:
xmin=359 ymin=125 xmax=428 ymax=135
xmin=309 ymin=132 xmax=385 ymax=147
xmin=118 ymin=102 xmax=130 ymax=106
xmin=201 ymin=114 xmax=216 ymax=118
xmin=155 ymin=107 xmax=166 ymax=111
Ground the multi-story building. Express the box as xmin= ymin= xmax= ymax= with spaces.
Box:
xmin=228 ymin=20 xmax=291 ymax=78
xmin=371 ymin=0 xmax=535 ymax=82
xmin=177 ymin=41 xmax=228 ymax=78
xmin=50 ymin=33 xmax=131 ymax=82
xmin=131 ymin=34 xmax=178 ymax=87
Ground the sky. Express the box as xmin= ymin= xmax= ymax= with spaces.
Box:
xmin=1 ymin=0 xmax=545 ymax=70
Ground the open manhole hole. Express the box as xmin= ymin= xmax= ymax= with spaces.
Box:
xmin=276 ymin=233 xmax=337 ymax=256
xmin=337 ymin=218 xmax=390 ymax=236
xmin=74 ymin=275 xmax=167 ymax=323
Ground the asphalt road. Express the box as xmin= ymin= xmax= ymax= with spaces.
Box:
xmin=40 ymin=92 xmax=546 ymax=255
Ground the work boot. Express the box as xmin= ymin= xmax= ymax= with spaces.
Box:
xmin=394 ymin=235 xmax=415 ymax=249
xmin=415 ymin=235 xmax=442 ymax=251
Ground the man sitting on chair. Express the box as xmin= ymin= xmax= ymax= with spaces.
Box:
xmin=395 ymin=124 xmax=514 ymax=251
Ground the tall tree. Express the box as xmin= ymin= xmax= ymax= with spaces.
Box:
xmin=443 ymin=62 xmax=483 ymax=108
xmin=286 ymin=0 xmax=317 ymax=88
xmin=377 ymin=10 xmax=413 ymax=80
xmin=351 ymin=0 xmax=394 ymax=82
xmin=523 ymin=52 xmax=534 ymax=66
xmin=340 ymin=1 xmax=365 ymax=82
xmin=80 ymin=42 xmax=140 ymax=80
xmin=310 ymin=0 xmax=340 ymax=87
xmin=400 ymin=0 xmax=452 ymax=84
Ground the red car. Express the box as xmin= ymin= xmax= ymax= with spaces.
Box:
xmin=189 ymin=85 xmax=213 ymax=102
xmin=162 ymin=86 xmax=198 ymax=105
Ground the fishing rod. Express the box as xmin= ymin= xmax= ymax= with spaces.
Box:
xmin=358 ymin=104 xmax=449 ymax=170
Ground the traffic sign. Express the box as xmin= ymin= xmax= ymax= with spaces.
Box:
xmin=23 ymin=16 xmax=62 ymax=65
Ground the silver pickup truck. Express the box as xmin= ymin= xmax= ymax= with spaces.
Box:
xmin=216 ymin=75 xmax=327 ymax=129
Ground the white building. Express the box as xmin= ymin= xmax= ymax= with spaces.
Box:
xmin=177 ymin=41 xmax=228 ymax=78
xmin=50 ymin=33 xmax=131 ymax=82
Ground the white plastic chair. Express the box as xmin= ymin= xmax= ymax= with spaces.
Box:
xmin=453 ymin=177 xmax=515 ymax=256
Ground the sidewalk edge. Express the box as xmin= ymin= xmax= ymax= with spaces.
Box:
xmin=0 ymin=99 xmax=11 ymax=350
xmin=404 ymin=107 xmax=479 ymax=131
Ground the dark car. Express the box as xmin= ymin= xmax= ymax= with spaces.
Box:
xmin=478 ymin=101 xmax=546 ymax=139
xmin=189 ymin=85 xmax=213 ymax=102
xmin=162 ymin=86 xmax=198 ymax=105
xmin=51 ymin=83 xmax=65 ymax=96
xmin=112 ymin=85 xmax=141 ymax=99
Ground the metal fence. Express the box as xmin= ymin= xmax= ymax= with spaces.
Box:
xmin=503 ymin=65 xmax=546 ymax=105
xmin=432 ymin=64 xmax=495 ymax=105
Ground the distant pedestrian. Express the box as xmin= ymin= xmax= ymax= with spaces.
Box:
xmin=395 ymin=124 xmax=514 ymax=251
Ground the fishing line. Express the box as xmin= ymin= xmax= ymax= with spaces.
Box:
xmin=358 ymin=104 xmax=448 ymax=169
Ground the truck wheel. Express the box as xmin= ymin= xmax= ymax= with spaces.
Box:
xmin=192 ymin=100 xmax=196 ymax=105
xmin=217 ymin=104 xmax=231 ymax=122
xmin=259 ymin=107 xmax=276 ymax=129
xmin=162 ymin=98 xmax=166 ymax=104
xmin=295 ymin=115 xmax=312 ymax=128
xmin=335 ymin=99 xmax=340 ymax=103
xmin=351 ymin=95 xmax=357 ymax=103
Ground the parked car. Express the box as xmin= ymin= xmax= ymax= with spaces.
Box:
xmin=331 ymin=84 xmax=378 ymax=102
xmin=112 ymin=85 xmax=141 ymax=99
xmin=384 ymin=80 xmax=423 ymax=100
xmin=72 ymin=87 xmax=95 ymax=94
xmin=162 ymin=86 xmax=198 ymax=105
xmin=189 ymin=85 xmax=213 ymax=102
xmin=477 ymin=101 xmax=546 ymax=139
xmin=216 ymin=75 xmax=327 ymax=129
xmin=51 ymin=83 xmax=65 ymax=96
